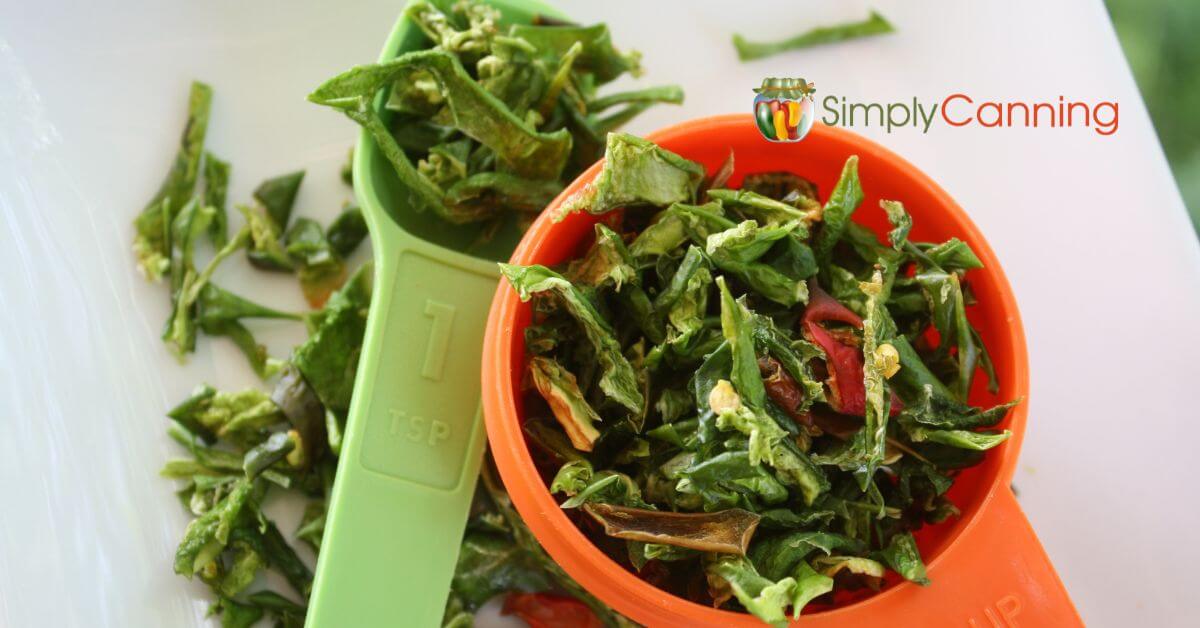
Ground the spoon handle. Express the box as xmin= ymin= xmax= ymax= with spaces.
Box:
xmin=308 ymin=228 xmax=498 ymax=627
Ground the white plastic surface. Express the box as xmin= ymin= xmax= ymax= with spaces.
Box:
xmin=0 ymin=1 xmax=1197 ymax=626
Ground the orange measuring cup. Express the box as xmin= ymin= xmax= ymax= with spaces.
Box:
xmin=481 ymin=114 xmax=1081 ymax=627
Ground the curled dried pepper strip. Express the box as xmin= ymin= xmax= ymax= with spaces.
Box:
xmin=759 ymin=355 xmax=813 ymax=427
xmin=801 ymin=281 xmax=901 ymax=417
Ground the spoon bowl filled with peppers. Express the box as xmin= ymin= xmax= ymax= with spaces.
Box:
xmin=482 ymin=115 xmax=1079 ymax=626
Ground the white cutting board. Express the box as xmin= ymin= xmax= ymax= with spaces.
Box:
xmin=0 ymin=1 xmax=1196 ymax=626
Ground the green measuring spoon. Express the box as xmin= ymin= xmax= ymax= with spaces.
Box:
xmin=306 ymin=1 xmax=563 ymax=625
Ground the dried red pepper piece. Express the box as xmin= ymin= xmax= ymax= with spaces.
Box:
xmin=502 ymin=592 xmax=603 ymax=628
xmin=759 ymin=355 xmax=813 ymax=427
xmin=802 ymin=282 xmax=901 ymax=417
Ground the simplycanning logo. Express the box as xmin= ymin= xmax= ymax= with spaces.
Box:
xmin=753 ymin=78 xmax=816 ymax=142
xmin=754 ymin=77 xmax=1120 ymax=138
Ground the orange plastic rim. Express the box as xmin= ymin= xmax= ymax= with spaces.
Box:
xmin=481 ymin=115 xmax=1078 ymax=626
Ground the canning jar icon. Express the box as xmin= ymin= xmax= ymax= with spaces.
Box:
xmin=753 ymin=77 xmax=815 ymax=142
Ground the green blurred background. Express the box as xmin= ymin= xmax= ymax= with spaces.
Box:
xmin=1106 ymin=0 xmax=1200 ymax=233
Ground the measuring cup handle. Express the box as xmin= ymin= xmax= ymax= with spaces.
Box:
xmin=860 ymin=487 xmax=1081 ymax=627
xmin=306 ymin=240 xmax=498 ymax=627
